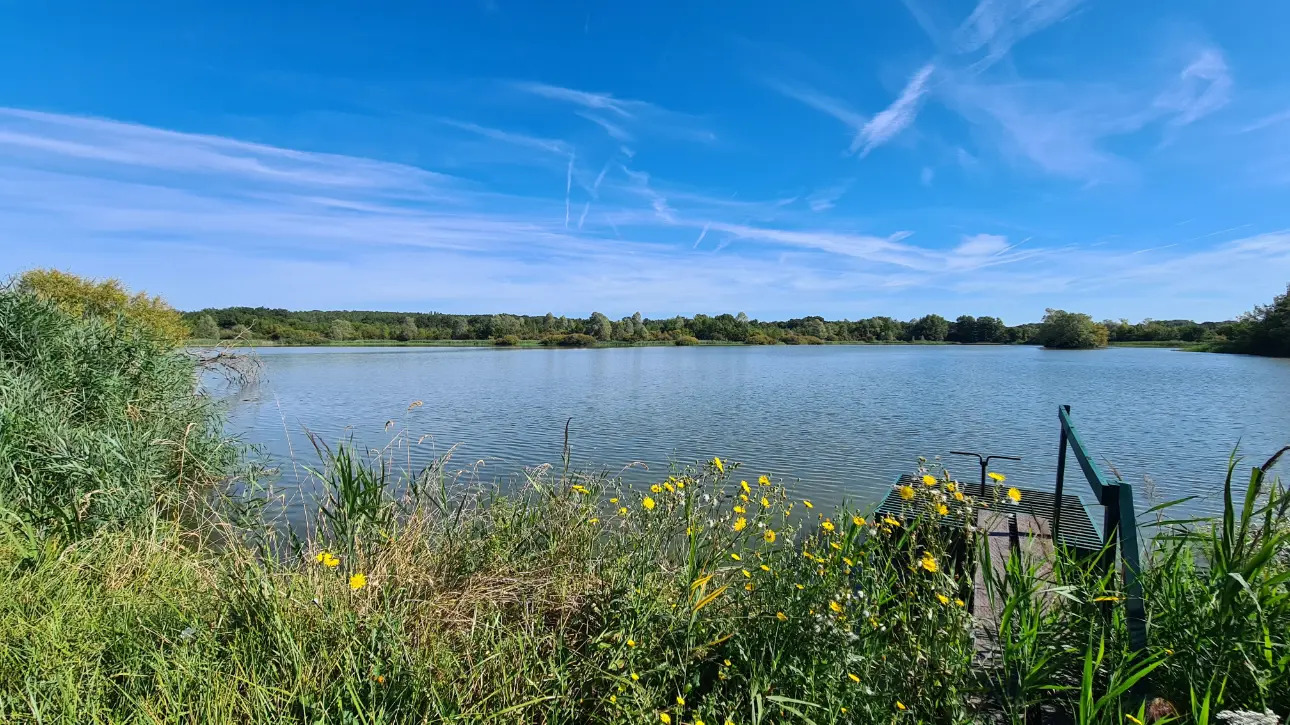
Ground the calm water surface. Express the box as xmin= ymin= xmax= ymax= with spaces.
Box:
xmin=227 ymin=345 xmax=1290 ymax=521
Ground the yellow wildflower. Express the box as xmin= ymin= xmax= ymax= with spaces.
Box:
xmin=848 ymin=672 xmax=860 ymax=683
xmin=664 ymin=482 xmax=675 ymax=493
xmin=731 ymin=553 xmax=742 ymax=561
xmin=349 ymin=572 xmax=367 ymax=591
xmin=776 ymin=611 xmax=788 ymax=621
xmin=883 ymin=516 xmax=901 ymax=527
xmin=954 ymin=491 xmax=965 ymax=501
xmin=713 ymin=457 xmax=724 ymax=473
xmin=589 ymin=518 xmax=600 ymax=524
xmin=758 ymin=474 xmax=770 ymax=485
xmin=631 ymin=672 xmax=640 ymax=681
xmin=676 ymin=695 xmax=685 ymax=706
xmin=723 ymin=659 xmax=731 ymax=666
xmin=830 ymin=542 xmax=842 ymax=550
xmin=643 ymin=497 xmax=656 ymax=510
xmin=733 ymin=517 xmax=747 ymax=532
xmin=852 ymin=515 xmax=865 ymax=526
xmin=741 ymin=480 xmax=751 ymax=494
xmin=695 ymin=720 xmax=705 ymax=725
xmin=760 ymin=496 xmax=770 ymax=507
xmin=677 ymin=480 xmax=685 ymax=488
xmin=760 ymin=564 xmax=771 ymax=572
xmin=897 ymin=701 xmax=907 ymax=711
xmin=651 ymin=484 xmax=663 ymax=494
xmin=763 ymin=529 xmax=776 ymax=543
xmin=619 ymin=507 xmax=629 ymax=515
xmin=315 ymin=551 xmax=340 ymax=568
xmin=936 ymin=593 xmax=950 ymax=605
xmin=744 ymin=582 xmax=753 ymax=591
xmin=1007 ymin=487 xmax=1022 ymax=503
xmin=610 ymin=695 xmax=617 ymax=704
xmin=898 ymin=485 xmax=915 ymax=501
xmin=610 ymin=497 xmax=619 ymax=503
xmin=795 ymin=583 xmax=805 ymax=590
xmin=1126 ymin=716 xmax=1143 ymax=725
xmin=946 ymin=482 xmax=957 ymax=493
xmin=627 ymin=638 xmax=636 ymax=647
xmin=740 ymin=493 xmax=749 ymax=502
xmin=734 ymin=505 xmax=746 ymax=514
xmin=919 ymin=552 xmax=939 ymax=573
xmin=571 ymin=484 xmax=590 ymax=494
xmin=843 ymin=557 xmax=853 ymax=566
xmin=988 ymin=471 xmax=1006 ymax=482
xmin=935 ymin=503 xmax=949 ymax=516
xmin=922 ymin=474 xmax=937 ymax=486
xmin=1093 ymin=595 xmax=1123 ymax=603
xmin=821 ymin=519 xmax=835 ymax=533
xmin=742 ymin=569 xmax=751 ymax=578
xmin=660 ymin=713 xmax=672 ymax=724
xmin=954 ymin=598 xmax=965 ymax=607
xmin=829 ymin=600 xmax=843 ymax=613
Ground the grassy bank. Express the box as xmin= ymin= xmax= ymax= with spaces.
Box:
xmin=3 ymin=285 xmax=1289 ymax=723
xmin=187 ymin=338 xmax=984 ymax=349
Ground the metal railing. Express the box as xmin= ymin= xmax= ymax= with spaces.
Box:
xmin=1053 ymin=404 xmax=1147 ymax=652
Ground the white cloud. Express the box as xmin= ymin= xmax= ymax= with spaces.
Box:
xmin=855 ymin=64 xmax=935 ymax=155
xmin=1154 ymin=48 xmax=1232 ymax=128
xmin=765 ymin=79 xmax=867 ymax=130
xmin=437 ymin=118 xmax=570 ymax=154
xmin=806 ymin=182 xmax=850 ymax=212
xmin=952 ymin=0 xmax=1084 ymax=69
xmin=577 ymin=112 xmax=634 ymax=142
xmin=955 ymin=233 xmax=1009 ymax=256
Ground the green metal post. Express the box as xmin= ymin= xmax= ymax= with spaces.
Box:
xmin=1118 ymin=484 xmax=1148 ymax=653
xmin=1053 ymin=405 xmax=1070 ymax=545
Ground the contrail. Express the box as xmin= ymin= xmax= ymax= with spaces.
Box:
xmin=693 ymin=223 xmax=711 ymax=248
xmin=564 ymin=152 xmax=575 ymax=227
xmin=578 ymin=202 xmax=591 ymax=230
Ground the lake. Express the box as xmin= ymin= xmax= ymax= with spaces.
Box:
xmin=226 ymin=345 xmax=1290 ymax=524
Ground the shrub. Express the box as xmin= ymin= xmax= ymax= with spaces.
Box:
xmin=673 ymin=335 xmax=700 ymax=346
xmin=540 ymin=333 xmax=598 ymax=347
xmin=745 ymin=332 xmax=777 ymax=345
xmin=493 ymin=335 xmax=521 ymax=347
xmin=16 ymin=268 xmax=189 ymax=345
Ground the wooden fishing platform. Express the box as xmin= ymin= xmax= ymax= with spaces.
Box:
xmin=869 ymin=405 xmax=1148 ymax=653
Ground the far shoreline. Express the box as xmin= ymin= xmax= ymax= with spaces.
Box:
xmin=187 ymin=338 xmax=1206 ymax=351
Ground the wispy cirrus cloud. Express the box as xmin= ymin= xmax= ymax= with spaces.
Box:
xmin=1 ymin=106 xmax=1281 ymax=321
xmin=437 ymin=118 xmax=570 ymax=154
xmin=511 ymin=81 xmax=715 ymax=144
xmin=856 ymin=63 xmax=936 ymax=155
xmin=951 ymin=0 xmax=1084 ymax=69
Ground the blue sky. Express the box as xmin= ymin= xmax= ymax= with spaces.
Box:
xmin=2 ymin=1 xmax=1288 ymax=322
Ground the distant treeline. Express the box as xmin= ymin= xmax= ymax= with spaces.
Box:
xmin=182 ymin=307 xmax=1236 ymax=347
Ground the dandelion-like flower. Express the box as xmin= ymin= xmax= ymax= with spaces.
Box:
xmin=936 ymin=593 xmax=950 ymax=605
xmin=897 ymin=702 xmax=907 ymax=711
xmin=883 ymin=516 xmax=901 ymax=527
xmin=821 ymin=520 xmax=835 ymax=533
xmin=660 ymin=713 xmax=672 ymax=724
xmin=742 ymin=569 xmax=752 ymax=578
xmin=643 ymin=497 xmax=656 ymax=510
xmin=935 ymin=503 xmax=949 ymax=516
xmin=848 ymin=673 xmax=860 ymax=683
xmin=803 ymin=499 xmax=814 ymax=509
xmin=852 ymin=515 xmax=865 ymax=526
xmin=610 ymin=497 xmax=619 ymax=503
xmin=712 ymin=457 xmax=724 ymax=473
xmin=989 ymin=472 xmax=1006 ymax=483
xmin=571 ymin=484 xmax=590 ymax=495
xmin=1007 ymin=487 xmax=1022 ymax=504
xmin=946 ymin=482 xmax=956 ymax=493
xmin=829 ymin=600 xmax=843 ymax=613
xmin=898 ymin=485 xmax=915 ymax=501
xmin=651 ymin=484 xmax=663 ymax=494
xmin=733 ymin=505 xmax=746 ymax=514
xmin=759 ymin=564 xmax=771 ymax=572
xmin=919 ymin=552 xmax=939 ymax=573
xmin=954 ymin=491 xmax=965 ymax=502
xmin=349 ymin=572 xmax=367 ymax=591
xmin=760 ymin=496 xmax=771 ymax=508
xmin=763 ymin=529 xmax=776 ymax=543
xmin=758 ymin=474 xmax=770 ymax=486
xmin=619 ymin=507 xmax=629 ymax=515
xmin=922 ymin=474 xmax=937 ymax=486
xmin=631 ymin=673 xmax=640 ymax=681
xmin=731 ymin=553 xmax=742 ymax=561
xmin=741 ymin=480 xmax=751 ymax=494
xmin=676 ymin=695 xmax=685 ymax=706
xmin=776 ymin=611 xmax=788 ymax=621
xmin=315 ymin=551 xmax=340 ymax=568
xmin=733 ymin=517 xmax=747 ymax=532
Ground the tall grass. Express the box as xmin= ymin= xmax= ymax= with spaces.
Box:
xmin=0 ymin=289 xmax=233 ymax=540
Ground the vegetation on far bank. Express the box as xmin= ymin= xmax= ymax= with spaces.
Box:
xmin=2 ymin=274 xmax=1289 ymax=723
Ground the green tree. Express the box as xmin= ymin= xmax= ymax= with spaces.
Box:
xmin=329 ymin=319 xmax=356 ymax=341
xmin=191 ymin=314 xmax=220 ymax=340
xmin=588 ymin=312 xmax=612 ymax=341
xmin=397 ymin=317 xmax=419 ymax=342
xmin=1229 ymin=284 xmax=1290 ymax=356
xmin=1034 ymin=309 xmax=1109 ymax=349
xmin=950 ymin=315 xmax=977 ymax=343
xmin=909 ymin=314 xmax=949 ymax=341
xmin=975 ymin=316 xmax=1006 ymax=343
